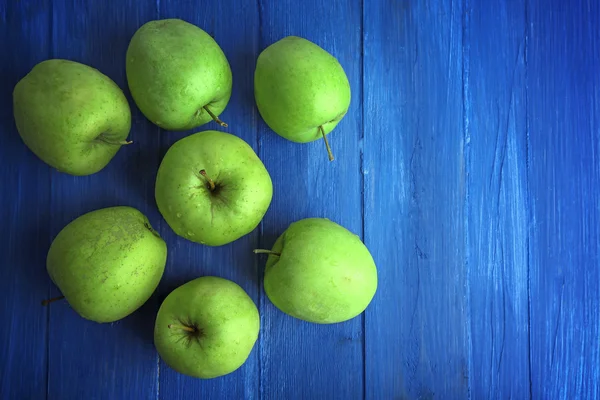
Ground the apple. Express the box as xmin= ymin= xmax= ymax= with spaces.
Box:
xmin=126 ymin=19 xmax=232 ymax=131
xmin=254 ymin=36 xmax=351 ymax=161
xmin=154 ymin=276 xmax=260 ymax=379
xmin=13 ymin=59 xmax=132 ymax=176
xmin=155 ymin=130 xmax=273 ymax=246
xmin=45 ymin=206 xmax=167 ymax=323
xmin=256 ymin=218 xmax=377 ymax=324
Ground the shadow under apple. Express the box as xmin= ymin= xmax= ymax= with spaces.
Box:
xmin=0 ymin=61 xmax=36 ymax=162
xmin=119 ymin=136 xmax=162 ymax=210
xmin=118 ymin=294 xmax=159 ymax=349
xmin=16 ymin=210 xmax=54 ymax=303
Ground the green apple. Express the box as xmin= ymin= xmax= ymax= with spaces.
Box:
xmin=13 ymin=59 xmax=132 ymax=176
xmin=154 ymin=276 xmax=260 ymax=379
xmin=155 ymin=130 xmax=273 ymax=246
xmin=254 ymin=36 xmax=351 ymax=161
xmin=126 ymin=19 xmax=232 ymax=131
xmin=46 ymin=206 xmax=167 ymax=323
xmin=256 ymin=218 xmax=377 ymax=324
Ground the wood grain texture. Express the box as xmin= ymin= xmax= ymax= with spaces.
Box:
xmin=1 ymin=0 xmax=600 ymax=399
xmin=156 ymin=1 xmax=261 ymax=399
xmin=363 ymin=1 xmax=469 ymax=399
xmin=256 ymin=1 xmax=365 ymax=399
xmin=527 ymin=1 xmax=600 ymax=398
xmin=464 ymin=0 xmax=531 ymax=397
xmin=0 ymin=2 xmax=52 ymax=399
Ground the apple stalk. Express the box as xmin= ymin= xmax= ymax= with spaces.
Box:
xmin=199 ymin=170 xmax=216 ymax=191
xmin=168 ymin=324 xmax=196 ymax=333
xmin=96 ymin=137 xmax=133 ymax=146
xmin=41 ymin=295 xmax=65 ymax=306
xmin=319 ymin=126 xmax=334 ymax=162
xmin=253 ymin=249 xmax=281 ymax=256
xmin=203 ymin=106 xmax=228 ymax=127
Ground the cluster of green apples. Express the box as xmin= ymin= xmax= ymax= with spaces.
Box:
xmin=14 ymin=19 xmax=378 ymax=379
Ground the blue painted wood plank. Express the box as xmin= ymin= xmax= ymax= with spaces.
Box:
xmin=0 ymin=2 xmax=52 ymax=399
xmin=363 ymin=1 xmax=468 ymax=399
xmin=256 ymin=1 xmax=365 ymax=399
xmin=463 ymin=1 xmax=531 ymax=397
xmin=46 ymin=1 xmax=160 ymax=399
xmin=156 ymin=2 xmax=261 ymax=399
xmin=527 ymin=1 xmax=600 ymax=398
xmin=5 ymin=0 xmax=600 ymax=398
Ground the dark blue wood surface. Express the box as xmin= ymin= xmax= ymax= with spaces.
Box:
xmin=1 ymin=1 xmax=598 ymax=399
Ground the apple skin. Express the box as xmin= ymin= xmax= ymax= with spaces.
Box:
xmin=126 ymin=19 xmax=232 ymax=131
xmin=154 ymin=276 xmax=260 ymax=379
xmin=46 ymin=206 xmax=167 ymax=323
xmin=13 ymin=59 xmax=132 ymax=176
xmin=263 ymin=218 xmax=377 ymax=324
xmin=155 ymin=130 xmax=273 ymax=246
xmin=254 ymin=36 xmax=351 ymax=143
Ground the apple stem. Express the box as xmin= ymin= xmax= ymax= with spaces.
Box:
xmin=96 ymin=137 xmax=133 ymax=146
xmin=319 ymin=126 xmax=334 ymax=162
xmin=203 ymin=106 xmax=228 ymax=127
xmin=253 ymin=249 xmax=281 ymax=256
xmin=41 ymin=295 xmax=65 ymax=306
xmin=168 ymin=324 xmax=196 ymax=333
xmin=199 ymin=170 xmax=216 ymax=191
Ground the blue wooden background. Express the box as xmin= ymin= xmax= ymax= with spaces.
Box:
xmin=1 ymin=0 xmax=598 ymax=399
